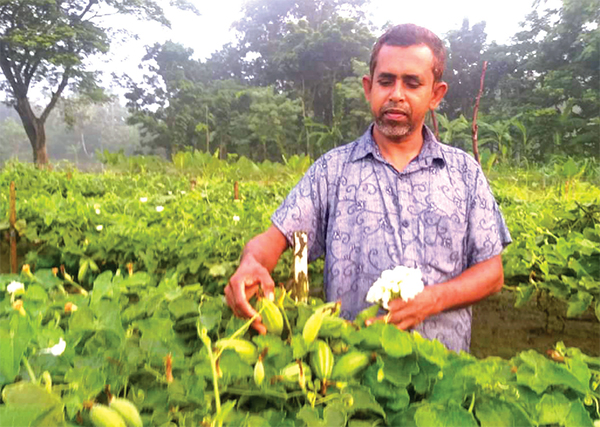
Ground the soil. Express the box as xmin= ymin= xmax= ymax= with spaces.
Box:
xmin=471 ymin=289 xmax=599 ymax=359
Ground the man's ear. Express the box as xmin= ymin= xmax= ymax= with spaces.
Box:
xmin=362 ymin=75 xmax=372 ymax=102
xmin=429 ymin=81 xmax=448 ymax=110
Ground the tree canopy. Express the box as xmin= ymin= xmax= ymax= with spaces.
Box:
xmin=0 ymin=0 xmax=197 ymax=165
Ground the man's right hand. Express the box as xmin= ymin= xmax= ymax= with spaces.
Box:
xmin=224 ymin=225 xmax=289 ymax=334
xmin=224 ymin=257 xmax=277 ymax=335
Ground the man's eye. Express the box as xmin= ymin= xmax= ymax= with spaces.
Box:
xmin=379 ymin=80 xmax=393 ymax=86
xmin=406 ymin=80 xmax=421 ymax=88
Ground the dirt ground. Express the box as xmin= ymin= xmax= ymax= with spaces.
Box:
xmin=471 ymin=289 xmax=599 ymax=359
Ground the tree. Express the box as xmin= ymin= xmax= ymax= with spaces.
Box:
xmin=486 ymin=0 xmax=599 ymax=158
xmin=0 ymin=0 xmax=197 ymax=166
xmin=441 ymin=19 xmax=488 ymax=119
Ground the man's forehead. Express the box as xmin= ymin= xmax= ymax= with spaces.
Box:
xmin=374 ymin=44 xmax=435 ymax=78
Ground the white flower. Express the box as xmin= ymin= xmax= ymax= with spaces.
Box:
xmin=233 ymin=215 xmax=240 ymax=222
xmin=7 ymin=281 xmax=25 ymax=295
xmin=365 ymin=266 xmax=424 ymax=309
xmin=180 ymin=191 xmax=186 ymax=195
xmin=140 ymin=197 xmax=148 ymax=203
xmin=168 ymin=191 xmax=172 ymax=195
xmin=96 ymin=225 xmax=103 ymax=231
xmin=95 ymin=208 xmax=101 ymax=215
xmin=39 ymin=338 xmax=66 ymax=356
xmin=156 ymin=206 xmax=164 ymax=212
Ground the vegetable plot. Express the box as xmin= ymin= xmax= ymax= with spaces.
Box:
xmin=1 ymin=271 xmax=599 ymax=426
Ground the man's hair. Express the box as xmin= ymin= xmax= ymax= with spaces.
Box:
xmin=369 ymin=24 xmax=446 ymax=82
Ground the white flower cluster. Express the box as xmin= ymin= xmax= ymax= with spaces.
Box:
xmin=366 ymin=266 xmax=424 ymax=309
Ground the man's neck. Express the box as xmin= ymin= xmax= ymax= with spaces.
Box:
xmin=372 ymin=124 xmax=424 ymax=173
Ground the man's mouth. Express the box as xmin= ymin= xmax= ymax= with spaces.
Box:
xmin=383 ymin=110 xmax=408 ymax=121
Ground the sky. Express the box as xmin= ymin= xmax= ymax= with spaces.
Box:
xmin=101 ymin=0 xmax=561 ymax=87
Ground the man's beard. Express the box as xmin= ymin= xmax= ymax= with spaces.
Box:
xmin=373 ymin=104 xmax=413 ymax=141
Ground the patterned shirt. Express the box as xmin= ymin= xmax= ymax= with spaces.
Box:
xmin=271 ymin=124 xmax=511 ymax=352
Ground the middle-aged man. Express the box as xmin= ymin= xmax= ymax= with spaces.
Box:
xmin=225 ymin=23 xmax=512 ymax=353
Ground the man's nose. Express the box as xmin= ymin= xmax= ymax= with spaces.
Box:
xmin=389 ymin=82 xmax=406 ymax=102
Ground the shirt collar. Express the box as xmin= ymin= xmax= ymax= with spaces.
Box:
xmin=349 ymin=123 xmax=446 ymax=170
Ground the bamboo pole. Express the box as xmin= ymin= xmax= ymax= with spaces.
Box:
xmin=292 ymin=231 xmax=309 ymax=303
xmin=471 ymin=61 xmax=488 ymax=165
xmin=9 ymin=181 xmax=17 ymax=274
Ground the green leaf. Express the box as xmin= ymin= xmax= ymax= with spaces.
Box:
xmin=411 ymin=332 xmax=449 ymax=367
xmin=382 ymin=354 xmax=419 ymax=386
xmin=536 ymin=392 xmax=571 ymax=425
xmin=363 ymin=363 xmax=410 ymax=411
xmin=567 ymin=291 xmax=593 ymax=317
xmin=516 ymin=350 xmax=588 ymax=394
xmin=296 ymin=402 xmax=347 ymax=427
xmin=381 ymin=324 xmax=412 ymax=357
xmin=564 ymin=399 xmax=594 ymax=427
xmin=0 ymin=406 xmax=47 ymax=427
xmin=168 ymin=297 xmax=198 ymax=319
xmin=219 ymin=351 xmax=253 ymax=384
xmin=565 ymin=356 xmax=591 ymax=389
xmin=0 ymin=382 xmax=64 ymax=427
xmin=119 ymin=272 xmax=152 ymax=289
xmin=24 ymin=284 xmax=48 ymax=302
xmin=474 ymin=397 xmax=533 ymax=427
xmin=198 ymin=297 xmax=223 ymax=333
xmin=515 ymin=285 xmax=535 ymax=308
xmin=0 ymin=316 xmax=34 ymax=384
xmin=342 ymin=386 xmax=386 ymax=419
xmin=64 ymin=366 xmax=106 ymax=399
xmin=354 ymin=304 xmax=379 ymax=327
xmin=414 ymin=402 xmax=478 ymax=427
xmin=349 ymin=322 xmax=384 ymax=349
xmin=91 ymin=270 xmax=116 ymax=305
xmin=33 ymin=269 xmax=63 ymax=290
xmin=292 ymin=333 xmax=309 ymax=359
xmin=596 ymin=300 xmax=600 ymax=322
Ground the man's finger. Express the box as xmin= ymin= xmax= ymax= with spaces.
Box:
xmin=232 ymin=278 xmax=260 ymax=319
xmin=252 ymin=318 xmax=267 ymax=335
xmin=395 ymin=319 xmax=415 ymax=330
xmin=257 ymin=271 xmax=275 ymax=301
xmin=364 ymin=314 xmax=387 ymax=327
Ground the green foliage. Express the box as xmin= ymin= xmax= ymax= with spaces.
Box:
xmin=1 ymin=157 xmax=599 ymax=425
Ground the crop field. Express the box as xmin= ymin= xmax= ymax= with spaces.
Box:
xmin=0 ymin=154 xmax=599 ymax=427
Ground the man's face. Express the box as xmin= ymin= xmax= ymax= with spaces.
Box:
xmin=362 ymin=44 xmax=447 ymax=142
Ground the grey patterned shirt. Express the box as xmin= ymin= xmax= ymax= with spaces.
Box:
xmin=272 ymin=124 xmax=511 ymax=352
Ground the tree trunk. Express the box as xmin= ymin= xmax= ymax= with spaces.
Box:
xmin=14 ymin=96 xmax=48 ymax=166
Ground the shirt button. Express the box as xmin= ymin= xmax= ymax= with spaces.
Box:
xmin=402 ymin=220 xmax=409 ymax=228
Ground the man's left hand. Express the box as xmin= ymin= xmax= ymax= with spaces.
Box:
xmin=365 ymin=286 xmax=440 ymax=330
xmin=363 ymin=255 xmax=505 ymax=330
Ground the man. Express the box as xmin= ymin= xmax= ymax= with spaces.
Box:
xmin=225 ymin=24 xmax=511 ymax=353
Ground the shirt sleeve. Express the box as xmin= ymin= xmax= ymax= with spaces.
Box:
xmin=466 ymin=167 xmax=512 ymax=267
xmin=271 ymin=156 xmax=330 ymax=262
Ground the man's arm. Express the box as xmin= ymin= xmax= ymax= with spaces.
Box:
xmin=366 ymin=255 xmax=504 ymax=329
xmin=224 ymin=225 xmax=289 ymax=334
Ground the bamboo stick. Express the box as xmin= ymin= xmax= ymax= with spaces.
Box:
xmin=472 ymin=61 xmax=488 ymax=165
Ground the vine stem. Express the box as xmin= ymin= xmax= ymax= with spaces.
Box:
xmin=22 ymin=356 xmax=37 ymax=383
xmin=198 ymin=312 xmax=260 ymax=427
xmin=198 ymin=327 xmax=221 ymax=418
xmin=468 ymin=392 xmax=476 ymax=413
